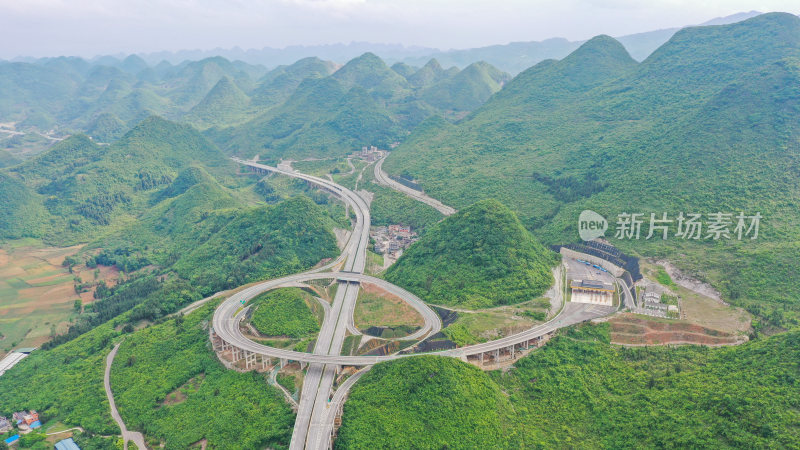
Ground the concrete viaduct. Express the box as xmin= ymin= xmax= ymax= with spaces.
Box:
xmin=219 ymin=157 xmax=620 ymax=449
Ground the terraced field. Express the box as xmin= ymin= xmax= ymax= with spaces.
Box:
xmin=609 ymin=315 xmax=747 ymax=346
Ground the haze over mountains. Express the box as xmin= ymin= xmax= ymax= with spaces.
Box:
xmin=4 ymin=10 xmax=762 ymax=75
xmin=0 ymin=50 xmax=513 ymax=162
xmin=2 ymin=7 xmax=800 ymax=449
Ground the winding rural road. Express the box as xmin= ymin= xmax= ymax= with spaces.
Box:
xmin=374 ymin=154 xmax=456 ymax=216
xmin=105 ymin=343 xmax=147 ymax=450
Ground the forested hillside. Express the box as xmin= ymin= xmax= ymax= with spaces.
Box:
xmin=0 ymin=51 xmax=509 ymax=163
xmin=2 ymin=116 xmax=234 ymax=242
xmin=0 ymin=112 xmax=340 ymax=352
xmin=339 ymin=324 xmax=800 ymax=448
xmin=383 ymin=13 xmax=800 ymax=328
xmin=2 ymin=11 xmax=799 ymax=450
xmin=0 ymin=301 xmax=296 ymax=449
xmin=385 ymin=199 xmax=557 ymax=308
xmin=111 ymin=302 xmax=295 ymax=449
xmin=216 ymin=53 xmax=511 ymax=160
xmin=336 ymin=356 xmax=514 ymax=449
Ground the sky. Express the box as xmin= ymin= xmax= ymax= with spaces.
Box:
xmin=1 ymin=0 xmax=798 ymax=58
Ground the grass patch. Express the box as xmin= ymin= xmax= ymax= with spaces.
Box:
xmin=250 ymin=288 xmax=320 ymax=338
xmin=354 ymin=285 xmax=424 ymax=330
xmin=654 ymin=267 xmax=678 ymax=290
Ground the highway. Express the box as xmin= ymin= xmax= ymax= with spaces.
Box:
xmin=315 ymin=366 xmax=372 ymax=448
xmin=373 ymin=154 xmax=456 ymax=216
xmin=225 ymin=158 xmax=619 ymax=448
xmin=212 ymin=271 xmax=442 ymax=365
xmin=233 ymin=158 xmax=370 ymax=273
xmin=212 ymin=267 xmax=615 ymax=364
xmin=233 ymin=158 xmax=373 ymax=449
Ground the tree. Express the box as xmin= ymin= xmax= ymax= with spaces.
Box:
xmin=73 ymin=299 xmax=82 ymax=313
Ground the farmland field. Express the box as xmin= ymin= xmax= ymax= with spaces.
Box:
xmin=0 ymin=240 xmax=118 ymax=354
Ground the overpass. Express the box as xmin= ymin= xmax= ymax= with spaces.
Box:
xmin=233 ymin=158 xmax=373 ymax=449
xmin=211 ymin=267 xmax=618 ymax=367
xmin=221 ymin=157 xmax=620 ymax=448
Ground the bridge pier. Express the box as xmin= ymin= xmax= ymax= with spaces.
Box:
xmin=245 ymin=350 xmax=258 ymax=370
xmin=280 ymin=358 xmax=288 ymax=369
xmin=210 ymin=330 xmax=223 ymax=351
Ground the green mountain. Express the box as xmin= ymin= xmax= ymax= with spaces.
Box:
xmin=252 ymin=56 xmax=338 ymax=106
xmin=330 ymin=52 xmax=411 ymax=100
xmin=2 ymin=138 xmax=339 ymax=344
xmin=382 ymin=13 xmax=800 ymax=326
xmin=185 ymin=76 xmax=251 ymax=128
xmin=385 ymin=199 xmax=558 ymax=308
xmin=88 ymin=173 xmax=339 ymax=295
xmin=400 ymin=12 xmax=763 ymax=73
xmin=219 ymin=53 xmax=509 ymax=160
xmin=0 ymin=61 xmax=80 ymax=127
xmin=390 ymin=62 xmax=417 ymax=78
xmin=5 ymin=116 xmax=234 ymax=242
xmin=502 ymin=323 xmax=800 ymax=447
xmin=166 ymin=57 xmax=255 ymax=107
xmin=86 ymin=112 xmax=129 ymax=142
xmin=221 ymin=73 xmax=403 ymax=159
xmin=171 ymin=195 xmax=339 ymax=294
xmin=407 ymin=59 xmax=446 ymax=88
xmin=0 ymin=299 xmax=295 ymax=448
xmin=0 ymin=51 xmax=509 ymax=161
xmin=420 ymin=61 xmax=511 ymax=111
xmin=109 ymin=88 xmax=173 ymax=124
xmin=0 ymin=171 xmax=47 ymax=238
xmin=0 ymin=148 xmax=19 ymax=168
xmin=337 ymin=356 xmax=513 ymax=449
xmin=119 ymin=54 xmax=148 ymax=74
xmin=75 ymin=65 xmax=133 ymax=100
xmin=94 ymin=166 xmax=244 ymax=265
xmin=402 ymin=37 xmax=582 ymax=75
xmin=111 ymin=302 xmax=295 ymax=448
xmin=0 ymin=55 xmax=273 ymax=157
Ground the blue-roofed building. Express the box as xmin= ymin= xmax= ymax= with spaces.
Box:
xmin=55 ymin=437 xmax=81 ymax=450
xmin=4 ymin=434 xmax=19 ymax=445
xmin=29 ymin=420 xmax=41 ymax=429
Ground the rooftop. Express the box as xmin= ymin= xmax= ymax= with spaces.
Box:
xmin=571 ymin=279 xmax=614 ymax=291
xmin=55 ymin=437 xmax=81 ymax=450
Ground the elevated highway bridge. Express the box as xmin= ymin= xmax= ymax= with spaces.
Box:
xmin=221 ymin=157 xmax=621 ymax=449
